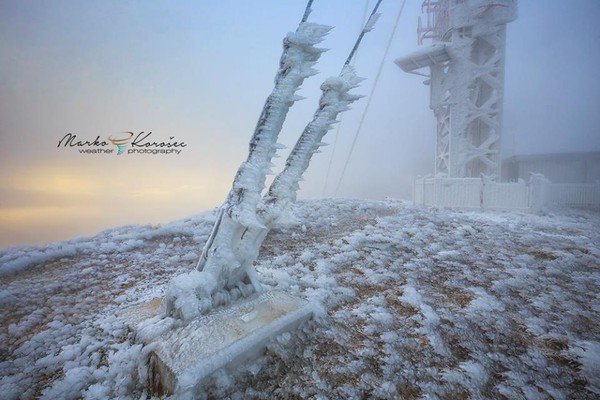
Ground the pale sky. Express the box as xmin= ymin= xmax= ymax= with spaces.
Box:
xmin=1 ymin=0 xmax=599 ymax=248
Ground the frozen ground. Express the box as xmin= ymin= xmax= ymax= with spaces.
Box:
xmin=1 ymin=199 xmax=599 ymax=399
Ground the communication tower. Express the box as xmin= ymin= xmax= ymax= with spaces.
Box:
xmin=396 ymin=0 xmax=517 ymax=179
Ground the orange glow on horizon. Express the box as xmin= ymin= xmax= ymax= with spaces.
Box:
xmin=0 ymin=165 xmax=233 ymax=248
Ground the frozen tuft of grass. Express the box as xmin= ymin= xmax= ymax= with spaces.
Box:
xmin=1 ymin=199 xmax=599 ymax=399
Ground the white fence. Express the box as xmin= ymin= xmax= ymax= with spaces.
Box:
xmin=483 ymin=181 xmax=531 ymax=210
xmin=413 ymin=178 xmax=482 ymax=209
xmin=413 ymin=176 xmax=600 ymax=211
xmin=548 ymin=183 xmax=600 ymax=207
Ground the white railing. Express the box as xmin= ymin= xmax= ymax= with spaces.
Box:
xmin=548 ymin=183 xmax=600 ymax=207
xmin=482 ymin=180 xmax=530 ymax=210
xmin=413 ymin=176 xmax=600 ymax=211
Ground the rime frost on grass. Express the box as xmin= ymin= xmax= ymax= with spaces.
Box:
xmin=1 ymin=200 xmax=599 ymax=399
xmin=0 ymin=214 xmax=215 ymax=399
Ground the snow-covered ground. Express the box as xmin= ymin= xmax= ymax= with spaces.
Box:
xmin=1 ymin=199 xmax=599 ymax=399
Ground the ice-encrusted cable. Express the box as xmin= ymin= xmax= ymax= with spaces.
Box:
xmin=261 ymin=0 xmax=386 ymax=218
xmin=334 ymin=0 xmax=407 ymax=196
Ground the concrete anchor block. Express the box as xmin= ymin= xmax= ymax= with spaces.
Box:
xmin=125 ymin=291 xmax=315 ymax=397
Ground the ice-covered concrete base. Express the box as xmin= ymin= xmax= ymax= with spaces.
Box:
xmin=127 ymin=291 xmax=315 ymax=397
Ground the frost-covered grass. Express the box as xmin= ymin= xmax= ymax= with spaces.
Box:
xmin=1 ymin=199 xmax=599 ymax=399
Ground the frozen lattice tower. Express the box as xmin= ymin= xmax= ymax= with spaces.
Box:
xmin=396 ymin=0 xmax=517 ymax=179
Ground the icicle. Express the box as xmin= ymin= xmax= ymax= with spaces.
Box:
xmin=293 ymin=95 xmax=307 ymax=102
xmin=363 ymin=13 xmax=381 ymax=32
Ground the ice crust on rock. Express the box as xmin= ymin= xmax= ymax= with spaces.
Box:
xmin=148 ymin=291 xmax=316 ymax=398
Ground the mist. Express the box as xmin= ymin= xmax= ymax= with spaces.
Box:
xmin=1 ymin=0 xmax=599 ymax=248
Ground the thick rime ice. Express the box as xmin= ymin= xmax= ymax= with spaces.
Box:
xmin=163 ymin=21 xmax=332 ymax=320
xmin=227 ymin=21 xmax=331 ymax=230
xmin=396 ymin=1 xmax=516 ymax=179
xmin=1 ymin=199 xmax=599 ymax=398
xmin=164 ymin=3 xmax=379 ymax=321
xmin=164 ymin=36 xmax=366 ymax=320
xmin=261 ymin=65 xmax=364 ymax=221
xmin=362 ymin=12 xmax=381 ymax=33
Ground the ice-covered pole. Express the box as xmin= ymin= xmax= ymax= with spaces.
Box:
xmin=164 ymin=2 xmax=331 ymax=320
xmin=164 ymin=1 xmax=383 ymax=321
xmin=222 ymin=20 xmax=331 ymax=230
xmin=261 ymin=66 xmax=364 ymax=220
xmin=261 ymin=4 xmax=382 ymax=221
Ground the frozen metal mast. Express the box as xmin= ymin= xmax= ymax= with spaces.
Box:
xmin=396 ymin=0 xmax=517 ymax=179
